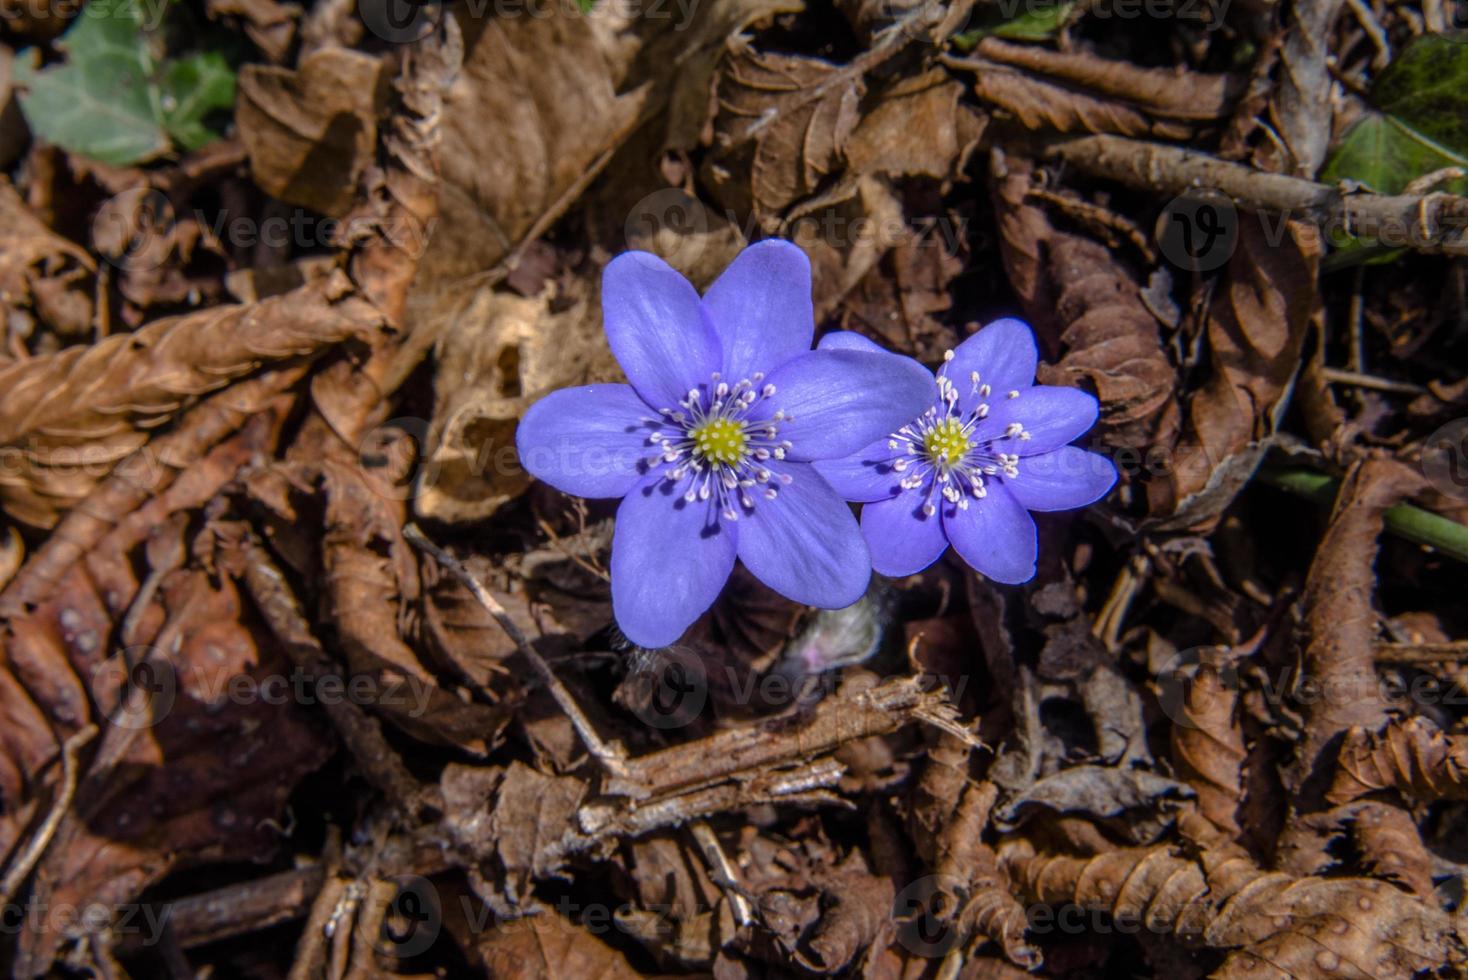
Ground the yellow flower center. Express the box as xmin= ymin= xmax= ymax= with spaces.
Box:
xmin=923 ymin=417 xmax=970 ymax=466
xmin=691 ymin=418 xmax=749 ymax=465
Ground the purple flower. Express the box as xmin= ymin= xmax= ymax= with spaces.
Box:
xmin=515 ymin=241 xmax=933 ymax=648
xmin=813 ymin=320 xmax=1116 ymax=583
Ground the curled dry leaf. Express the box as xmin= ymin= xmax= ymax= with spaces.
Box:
xmin=704 ymin=45 xmax=865 ymax=227
xmin=972 ymin=39 xmax=1243 ymax=122
xmin=1150 ymin=218 xmax=1320 ymax=528
xmin=992 ymin=158 xmax=1177 ymax=457
xmin=1329 ymin=714 xmax=1468 ymax=805
xmin=0 ymin=270 xmax=379 ymax=528
xmin=415 ymin=277 xmax=614 ymax=523
xmin=993 ymin=764 xmax=1194 ymax=843
xmin=0 ymin=398 xmax=327 ymax=969
xmin=0 ymin=178 xmax=95 ymax=347
xmin=1004 ymin=843 xmax=1466 ymax=978
xmin=1169 ymin=661 xmax=1247 ymax=839
xmin=1288 ymin=460 xmax=1425 ymax=798
xmin=236 ymin=47 xmax=390 ymax=218
xmin=1343 ymin=801 xmax=1436 ymax=899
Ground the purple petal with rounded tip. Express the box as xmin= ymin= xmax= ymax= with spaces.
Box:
xmin=1006 ymin=447 xmax=1117 ymax=512
xmin=765 ymin=350 xmax=935 ymax=461
xmin=945 ymin=318 xmax=1039 ymax=411
xmin=612 ymin=472 xmax=737 ymax=648
xmin=812 ymin=437 xmax=905 ymax=502
xmin=735 ymin=463 xmax=870 ymax=608
xmin=942 ymin=483 xmax=1038 ymax=584
xmin=860 ymin=486 xmax=949 ymax=577
xmin=817 ymin=330 xmax=889 ymax=355
xmin=973 ymin=385 xmax=1100 ymax=456
xmin=516 ymin=384 xmax=660 ymax=498
xmin=602 ymin=251 xmax=721 ymax=410
xmin=702 ymin=239 xmax=813 ymax=381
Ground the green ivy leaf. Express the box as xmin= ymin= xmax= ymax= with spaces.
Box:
xmin=952 ymin=0 xmax=1074 ymax=49
xmin=12 ymin=0 xmax=235 ymax=166
xmin=1322 ymin=35 xmax=1468 ymax=196
xmin=12 ymin=0 xmax=169 ymax=165
xmin=161 ymin=51 xmax=236 ymax=151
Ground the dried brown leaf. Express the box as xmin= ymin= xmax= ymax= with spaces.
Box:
xmin=1328 ymin=714 xmax=1468 ymax=805
xmin=0 ymin=178 xmax=94 ymax=346
xmin=1169 ymin=662 xmax=1247 ymax=839
xmin=415 ymin=278 xmax=614 ymax=523
xmin=457 ymin=904 xmax=647 ymax=979
xmin=0 ymin=271 xmax=379 ymax=528
xmin=993 ymin=158 xmax=1177 ymax=456
xmin=236 ymin=47 xmax=389 ymax=217
xmin=1153 ymin=218 xmax=1319 ymax=527
xmin=973 ymin=38 xmax=1242 ymax=121
xmin=1004 ymin=844 xmax=1465 ymax=978
xmin=705 ymin=46 xmax=864 ymax=226
xmin=1344 ymin=801 xmax=1436 ymax=898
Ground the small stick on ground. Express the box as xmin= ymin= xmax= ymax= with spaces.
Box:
xmin=0 ymin=724 xmax=96 ymax=905
xmin=690 ymin=821 xmax=754 ymax=928
xmin=404 ymin=523 xmax=632 ymax=780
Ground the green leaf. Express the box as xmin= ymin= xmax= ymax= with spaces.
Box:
xmin=13 ymin=0 xmax=170 ymax=166
xmin=12 ymin=0 xmax=236 ymax=165
xmin=952 ymin=0 xmax=1073 ymax=49
xmin=160 ymin=51 xmax=235 ymax=151
xmin=1322 ymin=35 xmax=1468 ymax=196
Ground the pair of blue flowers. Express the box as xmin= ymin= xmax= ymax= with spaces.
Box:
xmin=516 ymin=241 xmax=1116 ymax=649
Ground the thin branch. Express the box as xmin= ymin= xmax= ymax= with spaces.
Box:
xmin=403 ymin=523 xmax=632 ymax=779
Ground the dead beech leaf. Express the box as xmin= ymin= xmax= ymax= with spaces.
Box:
xmin=704 ymin=45 xmax=864 ymax=226
xmin=0 ymin=177 xmax=95 ymax=346
xmin=1286 ymin=459 xmax=1425 ymax=805
xmin=416 ymin=277 xmax=614 ymax=523
xmin=956 ymin=61 xmax=1171 ymax=139
xmin=458 ymin=905 xmax=647 ymax=979
xmin=992 ymin=159 xmax=1177 ymax=456
xmin=0 ymin=270 xmax=379 ymax=528
xmin=236 ymin=47 xmax=389 ymax=217
xmin=972 ymin=39 xmax=1242 ymax=122
xmin=1152 ymin=218 xmax=1319 ymax=528
xmin=993 ymin=765 xmax=1194 ymax=843
xmin=1169 ymin=662 xmax=1247 ymax=840
xmin=1006 ymin=844 xmax=1466 ymax=979
xmin=206 ymin=0 xmax=299 ymax=63
xmin=843 ymin=69 xmax=985 ymax=183
xmin=1329 ymin=714 xmax=1468 ymax=805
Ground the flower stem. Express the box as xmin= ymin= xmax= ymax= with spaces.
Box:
xmin=1258 ymin=465 xmax=1468 ymax=565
